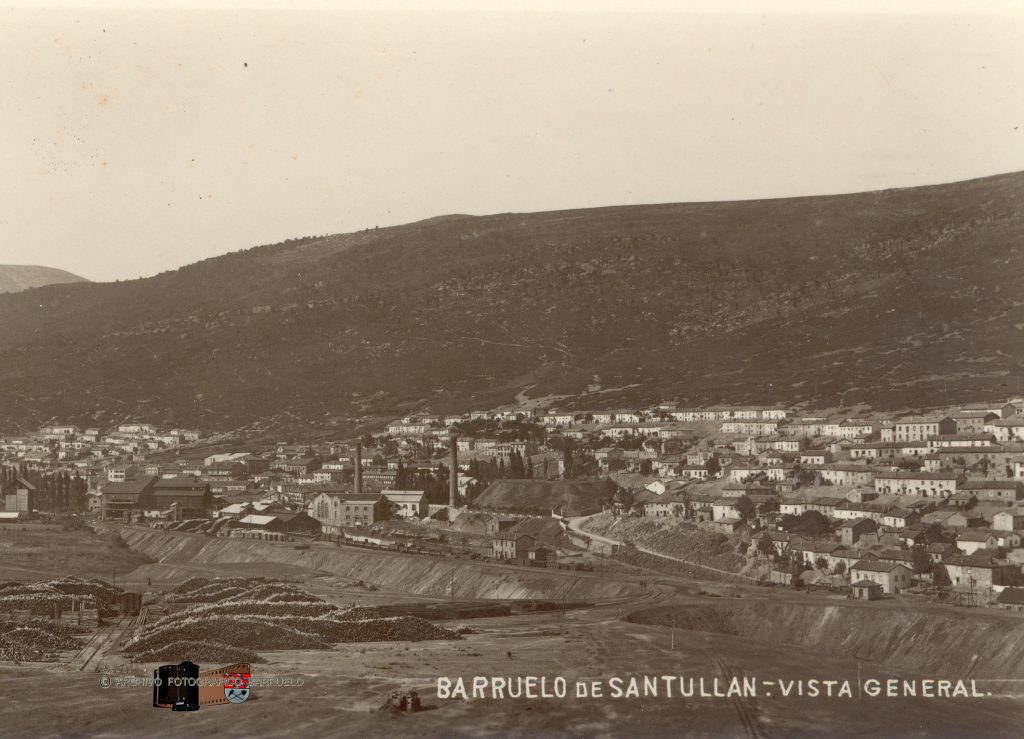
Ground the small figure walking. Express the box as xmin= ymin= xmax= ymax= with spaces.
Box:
xmin=507 ymin=650 xmax=513 ymax=659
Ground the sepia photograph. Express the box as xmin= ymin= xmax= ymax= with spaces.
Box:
xmin=3 ymin=0 xmax=1024 ymax=735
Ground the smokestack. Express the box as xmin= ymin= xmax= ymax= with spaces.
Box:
xmin=354 ymin=443 xmax=363 ymax=498
xmin=449 ymin=431 xmax=458 ymax=509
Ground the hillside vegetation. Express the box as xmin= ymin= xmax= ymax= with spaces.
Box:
xmin=472 ymin=479 xmax=616 ymax=516
xmin=2 ymin=172 xmax=1024 ymax=430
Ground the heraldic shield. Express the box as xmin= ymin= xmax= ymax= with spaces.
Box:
xmin=224 ymin=672 xmax=251 ymax=704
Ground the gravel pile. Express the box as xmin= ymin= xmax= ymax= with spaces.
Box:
xmin=151 ymin=599 xmax=337 ymax=625
xmin=228 ymin=583 xmax=320 ymax=603
xmin=307 ymin=615 xmax=460 ymax=643
xmin=172 ymin=577 xmax=213 ymax=594
xmin=129 ymin=577 xmax=459 ymax=662
xmin=172 ymin=584 xmax=248 ymax=604
xmin=131 ymin=640 xmax=265 ymax=664
xmin=125 ymin=615 xmax=327 ymax=656
xmin=0 ymin=618 xmax=88 ymax=662
xmin=0 ymin=577 xmax=121 ymax=616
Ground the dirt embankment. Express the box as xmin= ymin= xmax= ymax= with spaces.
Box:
xmin=114 ymin=527 xmax=642 ymax=602
xmin=628 ymin=601 xmax=1024 ymax=679
xmin=582 ymin=513 xmax=747 ymax=573
xmin=473 ymin=479 xmax=615 ymax=516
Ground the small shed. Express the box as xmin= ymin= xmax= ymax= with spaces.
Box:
xmin=851 ymin=579 xmax=883 ymax=601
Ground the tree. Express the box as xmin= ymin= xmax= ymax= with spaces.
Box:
xmin=910 ymin=546 xmax=932 ymax=575
xmin=834 ymin=561 xmax=847 ymax=576
xmin=933 ymin=565 xmax=951 ymax=587
xmin=612 ymin=486 xmax=635 ymax=514
xmin=756 ymin=533 xmax=775 ymax=557
xmin=922 ymin=522 xmax=948 ymax=545
xmin=814 ymin=556 xmax=828 ymax=571
xmin=791 ymin=559 xmax=808 ymax=588
xmin=705 ymin=456 xmax=721 ymax=478
xmin=735 ymin=495 xmax=756 ymax=521
xmin=639 ymin=458 xmax=653 ymax=476
xmin=788 ymin=510 xmax=830 ymax=538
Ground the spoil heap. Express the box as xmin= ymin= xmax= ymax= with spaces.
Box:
xmin=125 ymin=577 xmax=460 ymax=662
xmin=0 ymin=618 xmax=89 ymax=662
xmin=0 ymin=577 xmax=122 ymax=616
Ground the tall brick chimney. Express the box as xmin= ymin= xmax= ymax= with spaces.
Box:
xmin=354 ymin=442 xmax=363 ymax=498
xmin=449 ymin=431 xmax=458 ymax=509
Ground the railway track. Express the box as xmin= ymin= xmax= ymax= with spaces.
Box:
xmin=75 ymin=616 xmax=130 ymax=672
xmin=709 ymin=655 xmax=769 ymax=739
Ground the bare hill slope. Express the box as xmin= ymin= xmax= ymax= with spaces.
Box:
xmin=0 ymin=265 xmax=86 ymax=294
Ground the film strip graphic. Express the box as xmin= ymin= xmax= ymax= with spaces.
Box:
xmin=153 ymin=661 xmax=251 ymax=709
xmin=201 ymin=662 xmax=251 ymax=706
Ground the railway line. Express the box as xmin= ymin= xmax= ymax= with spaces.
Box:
xmin=74 ymin=615 xmax=131 ymax=673
xmin=709 ymin=655 xmax=769 ymax=739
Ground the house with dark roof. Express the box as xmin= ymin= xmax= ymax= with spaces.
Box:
xmin=103 ymin=475 xmax=158 ymax=519
xmin=996 ymin=587 xmax=1024 ymax=612
xmin=270 ymin=510 xmax=322 ymax=535
xmin=849 ymin=560 xmax=913 ymax=594
xmin=493 ymin=532 xmax=536 ymax=561
xmin=960 ymin=480 xmax=1023 ymax=504
xmin=893 ymin=416 xmax=956 ymax=443
xmin=838 ymin=517 xmax=877 ymax=546
xmin=851 ymin=579 xmax=883 ymax=600
xmin=940 ymin=553 xmax=1019 ymax=593
xmin=926 ymin=542 xmax=957 ymax=564
xmin=150 ymin=478 xmax=212 ymax=519
xmin=956 ymin=530 xmax=998 ymax=555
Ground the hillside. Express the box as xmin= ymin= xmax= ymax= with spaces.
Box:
xmin=1 ymin=171 xmax=1024 ymax=430
xmin=0 ymin=265 xmax=87 ymax=294
xmin=472 ymin=479 xmax=617 ymax=517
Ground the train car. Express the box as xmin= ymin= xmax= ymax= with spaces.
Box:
xmin=118 ymin=590 xmax=143 ymax=616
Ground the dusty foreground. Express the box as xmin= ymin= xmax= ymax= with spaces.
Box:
xmin=2 ymin=601 xmax=1022 ymax=738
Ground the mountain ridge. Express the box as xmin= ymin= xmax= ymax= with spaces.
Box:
xmin=1 ymin=170 xmax=1023 ymax=432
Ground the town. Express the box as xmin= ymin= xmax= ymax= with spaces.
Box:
xmin=5 ymin=397 xmax=1024 ymax=610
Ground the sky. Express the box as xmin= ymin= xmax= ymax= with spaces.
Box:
xmin=3 ymin=1 xmax=1024 ymax=282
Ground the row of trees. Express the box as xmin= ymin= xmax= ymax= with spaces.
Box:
xmin=0 ymin=465 xmax=88 ymax=512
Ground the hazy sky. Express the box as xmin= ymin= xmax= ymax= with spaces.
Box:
xmin=3 ymin=1 xmax=1024 ymax=282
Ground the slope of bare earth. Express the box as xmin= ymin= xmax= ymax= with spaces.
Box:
xmin=581 ymin=513 xmax=748 ymax=573
xmin=112 ymin=526 xmax=642 ymax=602
xmin=471 ymin=479 xmax=616 ymax=517
xmin=628 ymin=598 xmax=1024 ymax=680
xmin=0 ymin=523 xmax=152 ymax=581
